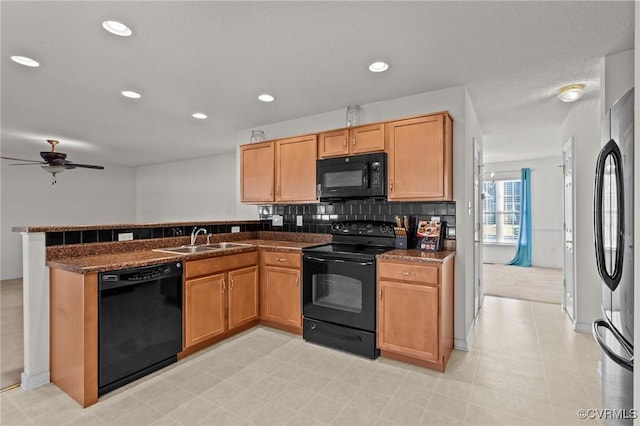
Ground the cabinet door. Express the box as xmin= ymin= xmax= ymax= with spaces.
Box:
xmin=350 ymin=124 xmax=385 ymax=154
xmin=240 ymin=142 xmax=275 ymax=203
xmin=262 ymin=266 xmax=301 ymax=329
xmin=276 ymin=135 xmax=318 ymax=202
xmin=318 ymin=129 xmax=349 ymax=158
xmin=377 ymin=280 xmax=439 ymax=362
xmin=228 ymin=266 xmax=259 ymax=330
xmin=184 ymin=274 xmax=226 ymax=348
xmin=387 ymin=115 xmax=452 ymax=201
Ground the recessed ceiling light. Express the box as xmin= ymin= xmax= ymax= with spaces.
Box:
xmin=102 ymin=20 xmax=133 ymax=37
xmin=121 ymin=90 xmax=141 ymax=99
xmin=192 ymin=112 xmax=207 ymax=119
xmin=558 ymin=83 xmax=585 ymax=102
xmin=258 ymin=94 xmax=275 ymax=102
xmin=368 ymin=61 xmax=389 ymax=73
xmin=11 ymin=56 xmax=40 ymax=67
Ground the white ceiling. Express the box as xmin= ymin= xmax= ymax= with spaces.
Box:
xmin=1 ymin=1 xmax=634 ymax=167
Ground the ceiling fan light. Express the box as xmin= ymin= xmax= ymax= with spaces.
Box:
xmin=558 ymin=83 xmax=585 ymax=102
xmin=11 ymin=55 xmax=40 ymax=67
xmin=41 ymin=165 xmax=66 ymax=174
xmin=102 ymin=20 xmax=133 ymax=37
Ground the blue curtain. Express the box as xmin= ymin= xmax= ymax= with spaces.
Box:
xmin=508 ymin=168 xmax=532 ymax=267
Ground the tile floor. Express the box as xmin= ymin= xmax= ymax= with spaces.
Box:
xmin=1 ymin=296 xmax=602 ymax=425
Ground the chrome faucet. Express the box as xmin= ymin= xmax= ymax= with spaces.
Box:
xmin=190 ymin=227 xmax=207 ymax=246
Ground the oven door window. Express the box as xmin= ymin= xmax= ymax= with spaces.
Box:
xmin=312 ymin=273 xmax=362 ymax=313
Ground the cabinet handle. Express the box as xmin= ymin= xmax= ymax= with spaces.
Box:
xmin=296 ymin=276 xmax=299 ymax=287
xmin=269 ymin=188 xmax=273 ymax=197
xmin=400 ymin=271 xmax=416 ymax=276
xmin=390 ymin=180 xmax=394 ymax=193
xmin=276 ymin=186 xmax=281 ymax=196
xmin=352 ymin=138 xmax=356 ymax=148
xmin=222 ymin=279 xmax=226 ymax=293
xmin=276 ymin=258 xmax=287 ymax=262
xmin=379 ymin=289 xmax=383 ymax=300
xmin=230 ymin=278 xmax=234 ymax=290
xmin=343 ymin=139 xmax=347 ymax=150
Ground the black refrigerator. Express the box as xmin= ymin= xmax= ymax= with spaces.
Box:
xmin=592 ymin=87 xmax=634 ymax=425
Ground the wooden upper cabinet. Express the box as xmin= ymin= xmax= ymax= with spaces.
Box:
xmin=387 ymin=114 xmax=453 ymax=201
xmin=275 ymin=135 xmax=318 ymax=202
xmin=318 ymin=124 xmax=384 ymax=158
xmin=240 ymin=142 xmax=275 ymax=203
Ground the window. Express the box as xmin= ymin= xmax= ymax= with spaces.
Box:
xmin=483 ymin=179 xmax=521 ymax=243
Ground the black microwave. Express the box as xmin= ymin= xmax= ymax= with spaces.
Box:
xmin=316 ymin=152 xmax=387 ymax=201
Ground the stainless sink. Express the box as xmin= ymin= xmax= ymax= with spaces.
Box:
xmin=153 ymin=242 xmax=251 ymax=255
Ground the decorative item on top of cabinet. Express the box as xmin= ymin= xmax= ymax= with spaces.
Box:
xmin=183 ymin=251 xmax=259 ymax=352
xmin=240 ymin=134 xmax=318 ymax=204
xmin=259 ymin=251 xmax=302 ymax=334
xmin=386 ymin=113 xmax=453 ymax=201
xmin=318 ymin=123 xmax=384 ymax=158
xmin=376 ymin=255 xmax=454 ymax=372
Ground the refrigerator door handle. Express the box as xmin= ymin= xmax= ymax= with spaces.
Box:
xmin=593 ymin=319 xmax=634 ymax=372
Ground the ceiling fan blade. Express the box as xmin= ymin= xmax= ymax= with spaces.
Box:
xmin=9 ymin=162 xmax=47 ymax=166
xmin=66 ymin=163 xmax=105 ymax=170
xmin=1 ymin=156 xmax=43 ymax=163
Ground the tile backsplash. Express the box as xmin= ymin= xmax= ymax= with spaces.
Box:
xmin=258 ymin=199 xmax=456 ymax=236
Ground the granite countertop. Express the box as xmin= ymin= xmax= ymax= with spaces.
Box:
xmin=377 ymin=249 xmax=456 ymax=264
xmin=47 ymin=239 xmax=323 ymax=274
xmin=13 ymin=220 xmax=261 ymax=233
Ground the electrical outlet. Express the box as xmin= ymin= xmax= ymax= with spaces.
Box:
xmin=231 ymin=226 xmax=240 ymax=233
xmin=118 ymin=232 xmax=133 ymax=241
xmin=272 ymin=215 xmax=283 ymax=226
xmin=431 ymin=216 xmax=441 ymax=222
xmin=296 ymin=215 xmax=303 ymax=227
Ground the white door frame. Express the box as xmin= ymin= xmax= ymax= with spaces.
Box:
xmin=562 ymin=137 xmax=576 ymax=323
xmin=473 ymin=137 xmax=484 ymax=316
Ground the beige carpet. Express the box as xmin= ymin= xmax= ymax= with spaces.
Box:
xmin=1 ymin=278 xmax=23 ymax=389
xmin=483 ymin=263 xmax=563 ymax=304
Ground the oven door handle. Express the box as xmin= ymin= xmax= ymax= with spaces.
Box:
xmin=304 ymin=256 xmax=374 ymax=266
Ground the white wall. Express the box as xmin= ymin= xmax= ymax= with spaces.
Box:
xmin=559 ymin=99 xmax=602 ymax=330
xmin=483 ymin=157 xmax=563 ymax=268
xmin=603 ymin=49 xmax=634 ymax=113
xmin=136 ymin=152 xmax=237 ymax=222
xmin=633 ymin=8 xmax=639 ymax=417
xmin=0 ymin=157 xmax=136 ymax=279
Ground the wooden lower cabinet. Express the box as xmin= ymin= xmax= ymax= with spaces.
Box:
xmin=228 ymin=266 xmax=259 ymax=329
xmin=184 ymin=273 xmax=226 ymax=347
xmin=183 ymin=251 xmax=259 ymax=351
xmin=259 ymin=251 xmax=302 ymax=333
xmin=377 ymin=255 xmax=454 ymax=371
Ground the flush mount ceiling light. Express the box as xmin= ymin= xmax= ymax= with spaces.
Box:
xmin=11 ymin=55 xmax=40 ymax=67
xmin=121 ymin=90 xmax=141 ymax=99
xmin=102 ymin=20 xmax=133 ymax=37
xmin=258 ymin=93 xmax=275 ymax=102
xmin=558 ymin=83 xmax=586 ymax=102
xmin=368 ymin=61 xmax=389 ymax=73
xmin=192 ymin=112 xmax=207 ymax=119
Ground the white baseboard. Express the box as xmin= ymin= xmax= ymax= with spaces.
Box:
xmin=574 ymin=321 xmax=592 ymax=334
xmin=454 ymin=318 xmax=476 ymax=351
xmin=21 ymin=371 xmax=49 ymax=390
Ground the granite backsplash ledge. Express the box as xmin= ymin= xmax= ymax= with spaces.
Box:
xmin=258 ymin=200 xmax=456 ymax=236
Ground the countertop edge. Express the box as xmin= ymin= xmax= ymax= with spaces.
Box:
xmin=377 ymin=249 xmax=456 ymax=264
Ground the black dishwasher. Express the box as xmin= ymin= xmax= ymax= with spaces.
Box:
xmin=98 ymin=262 xmax=182 ymax=396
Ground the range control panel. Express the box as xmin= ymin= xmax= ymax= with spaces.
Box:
xmin=330 ymin=221 xmax=395 ymax=237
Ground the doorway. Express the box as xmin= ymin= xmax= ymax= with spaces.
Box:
xmin=562 ymin=138 xmax=576 ymax=321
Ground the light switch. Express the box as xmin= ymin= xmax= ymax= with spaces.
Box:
xmin=296 ymin=215 xmax=303 ymax=227
xmin=118 ymin=232 xmax=133 ymax=241
xmin=272 ymin=215 xmax=283 ymax=226
xmin=231 ymin=226 xmax=240 ymax=233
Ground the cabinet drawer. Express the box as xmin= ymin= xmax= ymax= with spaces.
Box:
xmin=185 ymin=251 xmax=258 ymax=279
xmin=262 ymin=251 xmax=301 ymax=268
xmin=378 ymin=261 xmax=439 ymax=285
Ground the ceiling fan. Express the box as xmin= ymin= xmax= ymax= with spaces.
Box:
xmin=0 ymin=139 xmax=104 ymax=184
